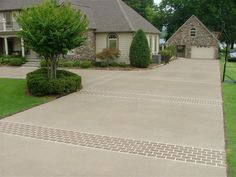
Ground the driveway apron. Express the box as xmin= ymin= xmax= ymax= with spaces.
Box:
xmin=0 ymin=58 xmax=226 ymax=177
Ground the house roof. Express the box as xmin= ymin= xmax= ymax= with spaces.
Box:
xmin=167 ymin=15 xmax=218 ymax=43
xmin=0 ymin=0 xmax=41 ymax=11
xmin=0 ymin=0 xmax=160 ymax=34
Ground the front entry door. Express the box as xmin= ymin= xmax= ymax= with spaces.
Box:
xmin=176 ymin=45 xmax=186 ymax=58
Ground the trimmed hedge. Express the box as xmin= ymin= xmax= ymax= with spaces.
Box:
xmin=80 ymin=60 xmax=92 ymax=68
xmin=27 ymin=69 xmax=82 ymax=96
xmin=9 ymin=58 xmax=24 ymax=66
xmin=0 ymin=56 xmax=26 ymax=66
xmin=129 ymin=29 xmax=150 ymax=68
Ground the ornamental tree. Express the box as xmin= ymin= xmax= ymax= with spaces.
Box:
xmin=17 ymin=0 xmax=88 ymax=79
xmin=129 ymin=29 xmax=151 ymax=68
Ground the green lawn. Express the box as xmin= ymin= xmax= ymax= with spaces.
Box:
xmin=220 ymin=55 xmax=236 ymax=177
xmin=0 ymin=78 xmax=53 ymax=119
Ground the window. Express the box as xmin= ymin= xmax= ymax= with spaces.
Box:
xmin=108 ymin=33 xmax=118 ymax=49
xmin=190 ymin=28 xmax=196 ymax=37
xmin=4 ymin=12 xmax=13 ymax=28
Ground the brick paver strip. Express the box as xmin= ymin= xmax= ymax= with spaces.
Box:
xmin=0 ymin=121 xmax=226 ymax=168
xmin=79 ymin=90 xmax=222 ymax=106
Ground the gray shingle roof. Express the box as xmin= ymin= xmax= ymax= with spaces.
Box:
xmin=0 ymin=0 xmax=160 ymax=34
xmin=0 ymin=0 xmax=41 ymax=11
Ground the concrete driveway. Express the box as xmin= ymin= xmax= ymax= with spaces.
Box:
xmin=0 ymin=58 xmax=226 ymax=177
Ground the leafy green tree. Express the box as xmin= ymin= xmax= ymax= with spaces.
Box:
xmin=17 ymin=0 xmax=88 ymax=79
xmin=129 ymin=29 xmax=150 ymax=68
xmin=123 ymin=0 xmax=155 ymax=21
xmin=156 ymin=0 xmax=236 ymax=47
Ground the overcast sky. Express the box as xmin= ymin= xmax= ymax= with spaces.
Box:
xmin=154 ymin=0 xmax=162 ymax=4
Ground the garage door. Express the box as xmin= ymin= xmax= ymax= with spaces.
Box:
xmin=191 ymin=46 xmax=215 ymax=59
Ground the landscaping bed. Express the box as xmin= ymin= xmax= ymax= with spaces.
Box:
xmin=0 ymin=55 xmax=27 ymax=66
xmin=40 ymin=59 xmax=172 ymax=71
xmin=220 ymin=54 xmax=236 ymax=177
xmin=27 ymin=68 xmax=82 ymax=96
xmin=0 ymin=78 xmax=53 ymax=119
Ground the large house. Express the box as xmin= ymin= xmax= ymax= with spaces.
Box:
xmin=0 ymin=0 xmax=160 ymax=64
xmin=167 ymin=15 xmax=218 ymax=60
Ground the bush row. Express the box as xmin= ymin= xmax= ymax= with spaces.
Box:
xmin=40 ymin=59 xmax=92 ymax=69
xmin=0 ymin=55 xmax=27 ymax=66
xmin=40 ymin=59 xmax=129 ymax=68
xmin=27 ymin=69 xmax=82 ymax=96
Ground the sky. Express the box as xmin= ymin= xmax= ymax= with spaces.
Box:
xmin=154 ymin=0 xmax=162 ymax=4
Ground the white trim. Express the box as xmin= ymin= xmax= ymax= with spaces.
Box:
xmin=4 ymin=37 xmax=8 ymax=55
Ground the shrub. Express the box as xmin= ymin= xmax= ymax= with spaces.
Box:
xmin=60 ymin=60 xmax=75 ymax=67
xmin=80 ymin=60 xmax=92 ymax=68
xmin=160 ymin=46 xmax=176 ymax=64
xmin=40 ymin=59 xmax=47 ymax=67
xmin=100 ymin=61 xmax=109 ymax=67
xmin=109 ymin=61 xmax=119 ymax=67
xmin=119 ymin=62 xmax=129 ymax=68
xmin=9 ymin=58 xmax=23 ymax=66
xmin=160 ymin=50 xmax=172 ymax=64
xmin=20 ymin=57 xmax=27 ymax=64
xmin=27 ymin=69 xmax=82 ymax=96
xmin=129 ymin=29 xmax=150 ymax=68
xmin=166 ymin=45 xmax=177 ymax=57
xmin=160 ymin=50 xmax=172 ymax=58
xmin=96 ymin=48 xmax=121 ymax=63
xmin=73 ymin=60 xmax=80 ymax=67
xmin=0 ymin=56 xmax=10 ymax=64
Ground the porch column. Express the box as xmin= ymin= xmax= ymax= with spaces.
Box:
xmin=21 ymin=38 xmax=25 ymax=57
xmin=4 ymin=37 xmax=8 ymax=55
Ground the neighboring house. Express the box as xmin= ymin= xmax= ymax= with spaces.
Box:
xmin=167 ymin=15 xmax=218 ymax=59
xmin=0 ymin=0 xmax=160 ymax=64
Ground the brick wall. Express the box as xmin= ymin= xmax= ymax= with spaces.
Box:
xmin=168 ymin=16 xmax=218 ymax=58
xmin=74 ymin=30 xmax=96 ymax=60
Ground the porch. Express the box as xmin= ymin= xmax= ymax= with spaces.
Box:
xmin=0 ymin=36 xmax=25 ymax=57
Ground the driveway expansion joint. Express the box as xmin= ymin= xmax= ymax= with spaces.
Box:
xmin=79 ymin=90 xmax=222 ymax=106
xmin=0 ymin=121 xmax=226 ymax=168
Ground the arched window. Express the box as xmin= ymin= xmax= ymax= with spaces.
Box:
xmin=108 ymin=33 xmax=118 ymax=49
xmin=190 ymin=28 xmax=196 ymax=37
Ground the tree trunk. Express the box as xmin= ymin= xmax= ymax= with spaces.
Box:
xmin=46 ymin=58 xmax=50 ymax=79
xmin=49 ymin=57 xmax=57 ymax=80
xmin=231 ymin=41 xmax=235 ymax=49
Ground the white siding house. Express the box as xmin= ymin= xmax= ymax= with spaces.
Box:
xmin=0 ymin=0 xmax=160 ymax=63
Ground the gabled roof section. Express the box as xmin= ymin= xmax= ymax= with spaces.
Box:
xmin=0 ymin=0 xmax=160 ymax=34
xmin=167 ymin=15 xmax=218 ymax=43
xmin=0 ymin=0 xmax=41 ymax=11
xmin=69 ymin=3 xmax=97 ymax=29
xmin=120 ymin=0 xmax=160 ymax=34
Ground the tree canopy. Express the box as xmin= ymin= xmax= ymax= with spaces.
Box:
xmin=156 ymin=0 xmax=236 ymax=46
xmin=17 ymin=0 xmax=88 ymax=79
xmin=123 ymin=0 xmax=155 ymax=21
xmin=123 ymin=0 xmax=236 ymax=47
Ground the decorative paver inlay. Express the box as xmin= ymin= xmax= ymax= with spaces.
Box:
xmin=79 ymin=90 xmax=222 ymax=106
xmin=0 ymin=121 xmax=225 ymax=168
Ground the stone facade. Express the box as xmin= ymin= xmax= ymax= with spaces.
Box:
xmin=72 ymin=30 xmax=96 ymax=60
xmin=167 ymin=15 xmax=218 ymax=59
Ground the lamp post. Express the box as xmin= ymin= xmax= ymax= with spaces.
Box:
xmin=221 ymin=22 xmax=230 ymax=82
